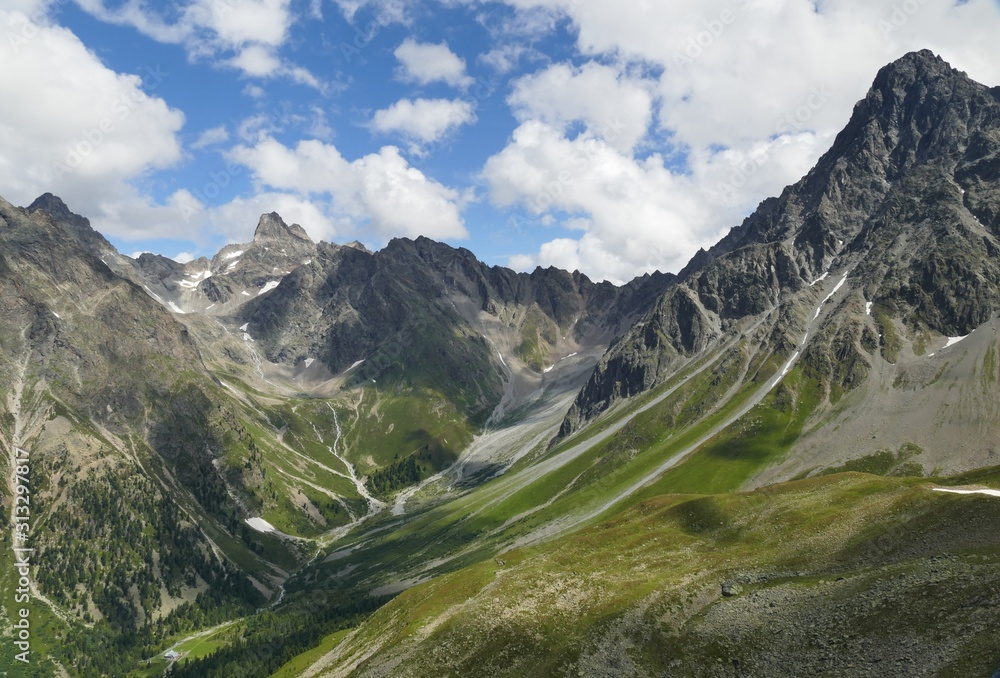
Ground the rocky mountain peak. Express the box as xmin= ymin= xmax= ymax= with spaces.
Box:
xmin=252 ymin=211 xmax=312 ymax=244
xmin=27 ymin=193 xmax=96 ymax=235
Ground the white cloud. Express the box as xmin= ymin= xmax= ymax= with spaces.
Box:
xmin=4 ymin=0 xmax=51 ymax=18
xmin=487 ymin=0 xmax=1000 ymax=282
xmin=172 ymin=251 xmax=196 ymax=264
xmin=206 ymin=192 xmax=342 ymax=243
xmin=243 ymin=83 xmax=266 ymax=98
xmin=333 ymin=0 xmax=411 ymax=25
xmin=394 ymin=38 xmax=474 ymax=88
xmin=191 ymin=126 xmax=230 ymax=150
xmin=483 ymin=121 xmax=721 ymax=283
xmin=70 ymin=0 xmax=316 ymax=82
xmin=0 ymin=10 xmax=190 ymax=241
xmin=371 ymin=98 xmax=476 ymax=145
xmin=479 ymin=44 xmax=535 ymax=74
xmin=227 ymin=45 xmax=283 ymax=77
xmin=228 ymin=138 xmax=469 ymax=240
xmin=508 ymin=62 xmax=654 ymax=152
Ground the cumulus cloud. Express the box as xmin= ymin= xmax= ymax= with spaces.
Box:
xmin=486 ymin=0 xmax=1000 ymax=281
xmin=228 ymin=138 xmax=469 ymax=240
xmin=0 ymin=9 xmax=192 ymax=240
xmin=394 ymin=38 xmax=474 ymax=88
xmin=70 ymin=0 xmax=320 ymax=82
xmin=508 ymin=62 xmax=654 ymax=152
xmin=483 ymin=121 xmax=722 ymax=283
xmin=371 ymin=98 xmax=476 ymax=146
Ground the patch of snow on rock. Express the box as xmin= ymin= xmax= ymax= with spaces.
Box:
xmin=245 ymin=517 xmax=276 ymax=533
xmin=933 ymin=487 xmax=1000 ymax=498
xmin=809 ymin=271 xmax=830 ymax=287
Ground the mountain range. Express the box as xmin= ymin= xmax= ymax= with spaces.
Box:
xmin=2 ymin=49 xmax=1000 ymax=677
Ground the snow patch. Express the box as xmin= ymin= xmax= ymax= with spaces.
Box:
xmin=245 ymin=517 xmax=276 ymax=533
xmin=258 ymin=280 xmax=280 ymax=295
xmin=303 ymin=259 xmax=312 ymax=265
xmin=52 ymin=311 xmax=60 ymax=318
xmin=944 ymin=335 xmax=968 ymax=349
xmin=347 ymin=359 xmax=365 ymax=371
xmin=497 ymin=352 xmax=508 ymax=368
xmin=223 ymin=250 xmax=244 ymax=260
xmin=304 ymin=358 xmax=315 ymax=368
xmin=809 ymin=271 xmax=830 ymax=287
xmin=239 ymin=323 xmax=249 ymax=331
xmin=167 ymin=301 xmax=186 ymax=314
xmin=543 ymin=366 xmax=554 ymax=374
xmin=227 ymin=260 xmax=241 ymax=270
xmin=143 ymin=286 xmax=163 ymax=302
xmin=933 ymin=488 xmax=1000 ymax=498
xmin=779 ymin=351 xmax=800 ymax=379
xmin=866 ymin=302 xmax=873 ymax=316
xmin=821 ymin=273 xmax=848 ymax=304
xmin=205 ymin=304 xmax=216 ymax=311
xmin=560 ymin=352 xmax=579 ymax=361
xmin=241 ymin=291 xmax=251 ymax=296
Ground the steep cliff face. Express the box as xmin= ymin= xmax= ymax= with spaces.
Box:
xmin=236 ymin=233 xmax=672 ymax=424
xmin=561 ymin=50 xmax=1000 ymax=437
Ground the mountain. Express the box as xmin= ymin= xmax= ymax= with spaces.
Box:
xmin=236 ymin=234 xmax=672 ymax=425
xmin=276 ymin=50 xmax=1000 ymax=678
xmin=0 ymin=187 xmax=672 ymax=674
xmin=3 ymin=49 xmax=1000 ymax=678
xmin=559 ymin=50 xmax=1000 ymax=477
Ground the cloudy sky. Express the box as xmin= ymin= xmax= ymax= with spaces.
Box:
xmin=2 ymin=0 xmax=1000 ymax=283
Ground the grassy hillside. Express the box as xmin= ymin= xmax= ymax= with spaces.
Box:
xmin=315 ymin=470 xmax=1000 ymax=676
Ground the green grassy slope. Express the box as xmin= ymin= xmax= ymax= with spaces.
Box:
xmin=321 ymin=471 xmax=1000 ymax=676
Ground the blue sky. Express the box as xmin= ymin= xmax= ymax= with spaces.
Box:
xmin=3 ymin=0 xmax=1000 ymax=282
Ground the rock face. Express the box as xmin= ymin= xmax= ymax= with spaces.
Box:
xmin=252 ymin=211 xmax=312 ymax=243
xmin=238 ymin=234 xmax=673 ymax=423
xmin=560 ymin=50 xmax=1000 ymax=437
xmin=0 ymin=195 xmax=263 ymax=640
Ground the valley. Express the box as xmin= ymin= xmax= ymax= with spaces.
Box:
xmin=2 ymin=49 xmax=1000 ymax=676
